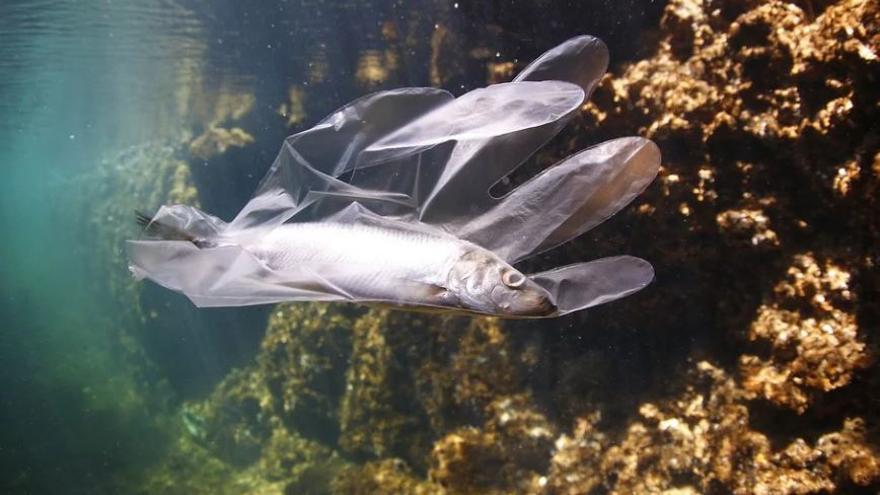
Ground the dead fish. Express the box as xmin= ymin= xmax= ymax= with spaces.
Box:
xmin=128 ymin=35 xmax=661 ymax=318
xmin=137 ymin=213 xmax=556 ymax=317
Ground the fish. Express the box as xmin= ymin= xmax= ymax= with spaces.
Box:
xmin=137 ymin=212 xmax=556 ymax=317
xmin=128 ymin=35 xmax=661 ymax=318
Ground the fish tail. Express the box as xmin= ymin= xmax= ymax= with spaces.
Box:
xmin=135 ymin=210 xmax=208 ymax=247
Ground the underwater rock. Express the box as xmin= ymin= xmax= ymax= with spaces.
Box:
xmin=414 ymin=315 xmax=530 ymax=451
xmin=208 ymin=92 xmax=256 ymax=125
xmin=436 ymin=317 xmax=522 ymax=422
xmin=184 ymin=367 xmax=274 ymax=466
xmin=139 ymin=306 xmax=352 ymax=494
xmin=184 ymin=88 xmax=256 ymax=160
xmin=137 ymin=434 xmax=266 ymax=495
xmin=429 ymin=426 xmax=504 ymax=493
xmin=259 ymin=303 xmax=354 ymax=446
xmin=277 ymin=85 xmax=307 ymax=127
xmin=339 ymin=309 xmax=435 ymax=464
xmin=334 ymin=307 xmax=536 ymax=474
xmin=814 ymin=417 xmax=880 ymax=487
xmin=166 ymin=161 xmax=200 ymax=206
xmin=583 ymin=0 xmax=879 ymax=231
xmin=259 ymin=428 xmax=347 ymax=492
xmin=544 ymin=362 xmax=880 ymax=494
xmin=739 ymin=253 xmax=871 ymax=413
xmin=339 ymin=309 xmax=533 ymax=471
xmin=486 ymin=61 xmax=516 ymax=84
xmin=182 ymin=89 xmax=255 ymax=132
xmin=138 ymin=425 xmax=342 ymax=495
xmin=355 ymin=49 xmax=394 ymax=88
xmin=331 ymin=458 xmax=443 ymax=495
xmin=188 ymin=126 xmax=255 ymax=160
xmin=716 ymin=208 xmax=780 ymax=248
xmin=539 ymin=411 xmax=607 ymax=494
xmin=574 ymin=0 xmax=878 ymax=413
xmin=429 ymin=24 xmax=465 ymax=88
xmin=429 ymin=394 xmax=556 ymax=494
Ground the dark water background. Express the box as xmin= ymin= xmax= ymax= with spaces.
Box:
xmin=0 ymin=1 xmax=668 ymax=493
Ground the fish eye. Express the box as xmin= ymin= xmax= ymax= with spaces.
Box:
xmin=501 ymin=269 xmax=526 ymax=288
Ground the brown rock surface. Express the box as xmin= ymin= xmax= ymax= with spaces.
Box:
xmin=740 ymin=253 xmax=871 ymax=412
xmin=544 ymin=362 xmax=880 ymax=494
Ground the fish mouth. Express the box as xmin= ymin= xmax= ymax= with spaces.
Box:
xmin=525 ymin=295 xmax=558 ymax=316
xmin=505 ymin=293 xmax=557 ymax=317
xmin=489 ymin=285 xmax=557 ymax=317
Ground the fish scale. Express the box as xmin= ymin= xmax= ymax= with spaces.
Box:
xmin=241 ymin=222 xmax=464 ymax=302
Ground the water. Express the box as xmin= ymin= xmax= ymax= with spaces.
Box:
xmin=2 ymin=1 xmax=878 ymax=494
xmin=0 ymin=2 xmax=205 ymax=491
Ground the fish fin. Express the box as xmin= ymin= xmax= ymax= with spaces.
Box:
xmin=422 ymin=283 xmax=460 ymax=307
xmin=135 ymin=210 xmax=203 ymax=246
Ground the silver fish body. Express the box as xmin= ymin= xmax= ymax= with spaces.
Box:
xmin=234 ymin=222 xmax=556 ymax=317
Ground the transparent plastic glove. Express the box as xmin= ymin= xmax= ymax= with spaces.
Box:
xmin=530 ymin=256 xmax=655 ymax=315
xmin=128 ymin=35 xmax=661 ymax=317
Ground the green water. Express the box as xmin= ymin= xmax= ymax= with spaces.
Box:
xmin=0 ymin=1 xmax=203 ymax=490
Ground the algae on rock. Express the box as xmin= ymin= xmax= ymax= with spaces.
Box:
xmin=740 ymin=253 xmax=871 ymax=412
xmin=544 ymin=362 xmax=880 ymax=494
xmin=259 ymin=303 xmax=355 ymax=445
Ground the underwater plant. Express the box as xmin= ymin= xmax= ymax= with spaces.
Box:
xmin=128 ymin=35 xmax=661 ymax=318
